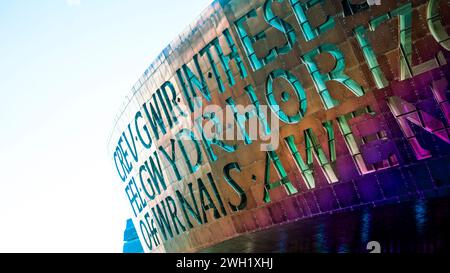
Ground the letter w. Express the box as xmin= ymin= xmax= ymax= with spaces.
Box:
xmin=151 ymin=202 xmax=173 ymax=241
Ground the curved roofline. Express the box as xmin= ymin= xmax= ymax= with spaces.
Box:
xmin=106 ymin=0 xmax=219 ymax=149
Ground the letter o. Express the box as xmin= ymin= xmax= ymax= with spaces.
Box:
xmin=427 ymin=0 xmax=450 ymax=51
xmin=139 ymin=220 xmax=152 ymax=251
xmin=265 ymin=69 xmax=307 ymax=124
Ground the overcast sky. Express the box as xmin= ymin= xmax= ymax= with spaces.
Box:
xmin=0 ymin=0 xmax=212 ymax=252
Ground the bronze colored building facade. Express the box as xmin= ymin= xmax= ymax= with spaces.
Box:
xmin=108 ymin=0 xmax=450 ymax=253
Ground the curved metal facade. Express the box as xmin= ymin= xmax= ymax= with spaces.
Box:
xmin=108 ymin=0 xmax=450 ymax=253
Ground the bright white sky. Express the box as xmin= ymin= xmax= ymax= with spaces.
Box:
xmin=0 ymin=0 xmax=212 ymax=252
